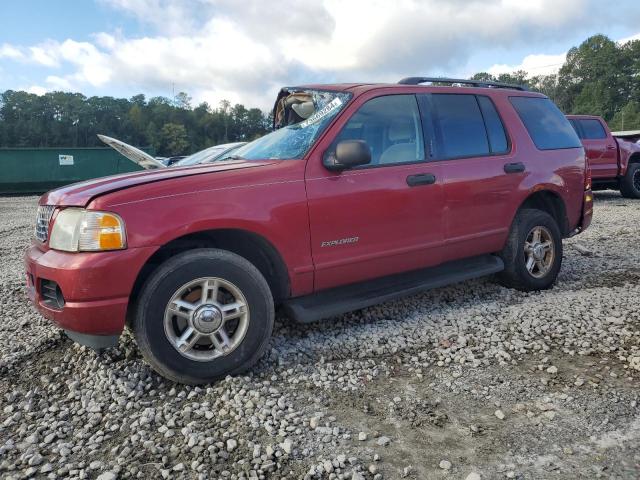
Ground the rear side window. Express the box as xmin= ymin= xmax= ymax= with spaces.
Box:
xmin=430 ymin=94 xmax=489 ymax=159
xmin=578 ymin=119 xmax=607 ymax=139
xmin=477 ymin=96 xmax=509 ymax=154
xmin=510 ymin=97 xmax=581 ymax=150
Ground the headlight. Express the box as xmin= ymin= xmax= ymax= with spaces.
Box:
xmin=49 ymin=208 xmax=126 ymax=252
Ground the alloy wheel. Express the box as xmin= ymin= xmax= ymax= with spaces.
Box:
xmin=523 ymin=226 xmax=555 ymax=279
xmin=163 ymin=277 xmax=249 ymax=361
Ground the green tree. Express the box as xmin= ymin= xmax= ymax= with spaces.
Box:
xmin=157 ymin=122 xmax=189 ymax=156
xmin=246 ymin=108 xmax=269 ymax=139
xmin=496 ymin=70 xmax=529 ymax=86
xmin=470 ymin=72 xmax=495 ymax=82
xmin=0 ymin=89 xmax=269 ymax=150
xmin=468 ymin=34 xmax=639 ymax=122
xmin=620 ymin=40 xmax=640 ymax=104
xmin=529 ymin=74 xmax=559 ymax=101
xmin=556 ymin=34 xmax=626 ymax=119
xmin=571 ymin=81 xmax=618 ymax=117
xmin=610 ymin=102 xmax=640 ymax=131
xmin=175 ymin=92 xmax=192 ymax=109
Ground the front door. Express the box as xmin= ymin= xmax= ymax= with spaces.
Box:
xmin=305 ymin=94 xmax=445 ymax=291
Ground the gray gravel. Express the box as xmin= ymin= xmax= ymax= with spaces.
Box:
xmin=1 ymin=191 xmax=639 ymax=479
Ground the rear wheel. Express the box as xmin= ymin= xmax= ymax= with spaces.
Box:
xmin=620 ymin=163 xmax=640 ymax=199
xmin=497 ymin=209 xmax=562 ymax=291
xmin=133 ymin=249 xmax=274 ymax=384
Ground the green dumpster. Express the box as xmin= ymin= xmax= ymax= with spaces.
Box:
xmin=0 ymin=147 xmax=146 ymax=194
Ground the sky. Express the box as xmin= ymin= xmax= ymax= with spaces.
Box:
xmin=1 ymin=0 xmax=640 ymax=110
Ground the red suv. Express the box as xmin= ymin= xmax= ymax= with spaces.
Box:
xmin=25 ymin=78 xmax=592 ymax=384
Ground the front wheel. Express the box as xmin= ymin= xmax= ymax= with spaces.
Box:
xmin=620 ymin=163 xmax=640 ymax=199
xmin=133 ymin=249 xmax=274 ymax=384
xmin=497 ymin=209 xmax=563 ymax=291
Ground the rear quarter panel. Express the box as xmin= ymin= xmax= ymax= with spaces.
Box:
xmin=497 ymin=94 xmax=586 ymax=236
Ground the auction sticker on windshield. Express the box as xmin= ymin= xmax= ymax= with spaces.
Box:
xmin=296 ymin=97 xmax=343 ymax=129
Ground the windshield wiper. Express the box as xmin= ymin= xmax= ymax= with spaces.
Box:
xmin=225 ymin=155 xmax=245 ymax=161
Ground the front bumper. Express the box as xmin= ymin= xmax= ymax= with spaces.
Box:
xmin=24 ymin=243 xmax=156 ymax=342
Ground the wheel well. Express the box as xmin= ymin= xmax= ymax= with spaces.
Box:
xmin=629 ymin=153 xmax=640 ymax=165
xmin=519 ymin=191 xmax=569 ymax=236
xmin=127 ymin=229 xmax=290 ymax=324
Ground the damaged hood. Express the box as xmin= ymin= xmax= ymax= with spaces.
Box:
xmin=97 ymin=134 xmax=167 ymax=169
xmin=41 ymin=160 xmax=276 ymax=207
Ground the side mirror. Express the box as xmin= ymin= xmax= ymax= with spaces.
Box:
xmin=324 ymin=140 xmax=371 ymax=171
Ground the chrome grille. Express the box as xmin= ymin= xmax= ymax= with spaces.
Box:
xmin=35 ymin=205 xmax=55 ymax=243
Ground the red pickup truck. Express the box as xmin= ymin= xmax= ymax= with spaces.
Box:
xmin=25 ymin=78 xmax=592 ymax=384
xmin=567 ymin=115 xmax=640 ymax=198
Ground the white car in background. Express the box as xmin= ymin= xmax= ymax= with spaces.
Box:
xmin=97 ymin=134 xmax=246 ymax=169
xmin=171 ymin=142 xmax=246 ymax=166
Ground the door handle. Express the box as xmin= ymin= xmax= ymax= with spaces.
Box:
xmin=504 ymin=162 xmax=525 ymax=174
xmin=606 ymin=145 xmax=616 ymax=150
xmin=406 ymin=173 xmax=436 ymax=186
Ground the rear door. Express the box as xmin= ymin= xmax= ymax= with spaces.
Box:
xmin=304 ymin=93 xmax=445 ymax=291
xmin=577 ymin=118 xmax=618 ymax=179
xmin=417 ymin=93 xmax=517 ymax=262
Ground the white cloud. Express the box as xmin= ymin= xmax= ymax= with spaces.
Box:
xmin=46 ymin=75 xmax=74 ymax=90
xmin=488 ymin=53 xmax=567 ymax=77
xmin=486 ymin=29 xmax=640 ymax=78
xmin=26 ymin=85 xmax=47 ymax=95
xmin=3 ymin=0 xmax=640 ymax=108
xmin=0 ymin=44 xmax=24 ymax=60
xmin=57 ymin=40 xmax=112 ymax=86
xmin=29 ymin=45 xmax=59 ymax=67
xmin=619 ymin=32 xmax=640 ymax=44
xmin=100 ymin=0 xmax=201 ymax=35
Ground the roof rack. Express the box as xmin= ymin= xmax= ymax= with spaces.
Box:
xmin=398 ymin=76 xmax=528 ymax=91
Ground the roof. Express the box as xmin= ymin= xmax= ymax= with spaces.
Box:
xmin=291 ymin=77 xmax=532 ymax=94
xmin=289 ymin=82 xmax=544 ymax=97
xmin=288 ymin=83 xmax=373 ymax=92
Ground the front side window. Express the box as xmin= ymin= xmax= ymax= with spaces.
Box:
xmin=510 ymin=96 xmax=581 ymax=150
xmin=227 ymin=90 xmax=351 ymax=160
xmin=578 ymin=119 xmax=607 ymax=140
xmin=430 ymin=94 xmax=490 ymax=159
xmin=331 ymin=95 xmax=425 ymax=166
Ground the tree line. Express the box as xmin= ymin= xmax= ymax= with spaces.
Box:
xmin=471 ymin=34 xmax=640 ymax=131
xmin=0 ymin=34 xmax=639 ymax=155
xmin=0 ymin=91 xmax=270 ymax=156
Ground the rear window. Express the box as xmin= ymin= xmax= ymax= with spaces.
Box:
xmin=578 ymin=119 xmax=607 ymax=140
xmin=510 ymin=97 xmax=581 ymax=150
xmin=430 ymin=94 xmax=489 ymax=159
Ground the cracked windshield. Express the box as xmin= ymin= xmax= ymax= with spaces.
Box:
xmin=224 ymin=90 xmax=351 ymax=160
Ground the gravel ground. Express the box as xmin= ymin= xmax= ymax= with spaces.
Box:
xmin=1 ymin=192 xmax=639 ymax=480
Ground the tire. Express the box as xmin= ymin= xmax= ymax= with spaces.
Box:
xmin=497 ymin=209 xmax=563 ymax=291
xmin=620 ymin=163 xmax=640 ymax=199
xmin=133 ymin=248 xmax=274 ymax=384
